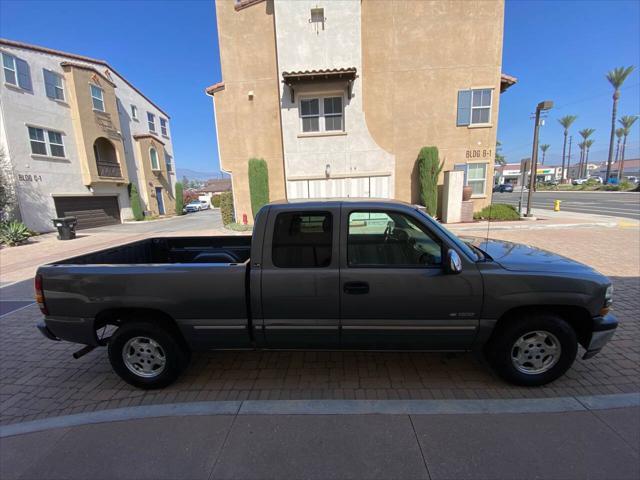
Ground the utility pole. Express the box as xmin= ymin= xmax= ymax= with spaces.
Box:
xmin=526 ymin=101 xmax=554 ymax=217
xmin=566 ymin=135 xmax=572 ymax=180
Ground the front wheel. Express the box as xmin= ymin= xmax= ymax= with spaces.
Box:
xmin=485 ymin=313 xmax=578 ymax=386
xmin=108 ymin=321 xmax=190 ymax=389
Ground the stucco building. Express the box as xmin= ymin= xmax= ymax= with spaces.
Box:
xmin=206 ymin=0 xmax=515 ymax=220
xmin=0 ymin=39 xmax=177 ymax=231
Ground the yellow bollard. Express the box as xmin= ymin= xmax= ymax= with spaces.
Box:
xmin=554 ymin=200 xmax=561 ymax=211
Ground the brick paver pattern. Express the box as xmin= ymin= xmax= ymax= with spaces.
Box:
xmin=1 ymin=225 xmax=638 ymax=425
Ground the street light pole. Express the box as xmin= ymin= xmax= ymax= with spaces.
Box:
xmin=526 ymin=101 xmax=554 ymax=217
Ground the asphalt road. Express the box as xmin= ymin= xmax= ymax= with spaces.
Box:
xmin=493 ymin=190 xmax=640 ymax=219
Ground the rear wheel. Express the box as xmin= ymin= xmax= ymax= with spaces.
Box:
xmin=108 ymin=321 xmax=190 ymax=389
xmin=486 ymin=313 xmax=578 ymax=386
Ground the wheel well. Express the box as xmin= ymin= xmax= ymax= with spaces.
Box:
xmin=493 ymin=305 xmax=592 ymax=348
xmin=95 ymin=308 xmax=189 ymax=350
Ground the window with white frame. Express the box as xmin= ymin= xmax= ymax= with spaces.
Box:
xmin=150 ymin=147 xmax=160 ymax=170
xmin=456 ymin=88 xmax=492 ymax=126
xmin=160 ymin=118 xmax=168 ymax=136
xmin=300 ymin=95 xmax=344 ymax=133
xmin=90 ymin=84 xmax=105 ymax=111
xmin=147 ymin=112 xmax=156 ymax=132
xmin=28 ymin=126 xmax=66 ymax=158
xmin=467 ymin=163 xmax=487 ymax=196
xmin=165 ymin=153 xmax=173 ymax=172
xmin=131 ymin=104 xmax=138 ymax=120
xmin=2 ymin=52 xmax=32 ymax=90
xmin=43 ymin=69 xmax=64 ymax=101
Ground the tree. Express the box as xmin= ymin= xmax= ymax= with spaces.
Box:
xmin=577 ymin=142 xmax=586 ymax=179
xmin=175 ymin=182 xmax=184 ymax=215
xmin=605 ymin=66 xmax=635 ymax=183
xmin=578 ymin=128 xmax=595 ymax=177
xmin=128 ymin=183 xmax=144 ymax=221
xmin=495 ymin=141 xmax=506 ymax=165
xmin=539 ymin=144 xmax=550 ymax=165
xmin=248 ymin=158 xmax=269 ymax=220
xmin=618 ymin=115 xmax=638 ymax=180
xmin=181 ymin=175 xmax=189 ymax=188
xmin=585 ymin=139 xmax=595 ymax=175
xmin=558 ymin=115 xmax=577 ymax=183
xmin=417 ymin=146 xmax=443 ymax=216
xmin=614 ymin=128 xmax=624 ymax=165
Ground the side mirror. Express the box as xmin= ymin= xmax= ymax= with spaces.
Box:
xmin=447 ymin=249 xmax=463 ymax=274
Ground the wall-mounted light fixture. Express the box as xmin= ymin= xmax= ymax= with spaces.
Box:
xmin=248 ymin=90 xmax=254 ymax=100
xmin=325 ymin=164 xmax=331 ymax=178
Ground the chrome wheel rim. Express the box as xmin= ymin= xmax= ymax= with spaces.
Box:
xmin=122 ymin=336 xmax=166 ymax=378
xmin=511 ymin=330 xmax=561 ymax=375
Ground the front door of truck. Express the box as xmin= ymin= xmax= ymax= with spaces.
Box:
xmin=259 ymin=206 xmax=340 ymax=348
xmin=339 ymin=208 xmax=483 ymax=349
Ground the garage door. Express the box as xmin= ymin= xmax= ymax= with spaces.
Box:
xmin=287 ymin=176 xmax=391 ymax=200
xmin=54 ymin=196 xmax=121 ymax=230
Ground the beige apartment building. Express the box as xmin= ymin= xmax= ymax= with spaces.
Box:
xmin=206 ymin=0 xmax=515 ymax=220
xmin=0 ymin=39 xmax=177 ymax=231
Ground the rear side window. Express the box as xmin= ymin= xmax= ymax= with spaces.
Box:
xmin=272 ymin=211 xmax=332 ymax=268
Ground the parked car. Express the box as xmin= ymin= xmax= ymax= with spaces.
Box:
xmin=198 ymin=200 xmax=210 ymax=210
xmin=572 ymin=178 xmax=589 ymax=185
xmin=36 ymin=200 xmax=617 ymax=389
xmin=493 ymin=184 xmax=514 ymax=193
xmin=185 ymin=200 xmax=204 ymax=213
xmin=589 ymin=176 xmax=603 ymax=184
xmin=624 ymin=176 xmax=639 ymax=184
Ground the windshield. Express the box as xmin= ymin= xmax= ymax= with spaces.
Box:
xmin=414 ymin=208 xmax=479 ymax=261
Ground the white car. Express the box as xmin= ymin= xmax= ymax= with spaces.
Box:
xmin=589 ymin=176 xmax=603 ymax=184
xmin=572 ymin=178 xmax=589 ymax=185
xmin=185 ymin=201 xmax=203 ymax=213
xmin=198 ymin=200 xmax=210 ymax=210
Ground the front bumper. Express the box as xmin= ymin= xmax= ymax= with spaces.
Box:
xmin=583 ymin=313 xmax=618 ymax=360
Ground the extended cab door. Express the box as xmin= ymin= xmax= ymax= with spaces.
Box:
xmin=339 ymin=206 xmax=483 ymax=349
xmin=258 ymin=205 xmax=340 ymax=348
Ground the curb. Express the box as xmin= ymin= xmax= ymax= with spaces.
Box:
xmin=449 ymin=221 xmax=618 ymax=232
xmin=2 ymin=393 xmax=638 ymax=438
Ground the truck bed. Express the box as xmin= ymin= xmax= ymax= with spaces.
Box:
xmin=52 ymin=236 xmax=252 ymax=265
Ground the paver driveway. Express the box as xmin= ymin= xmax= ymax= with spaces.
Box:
xmin=1 ymin=223 xmax=638 ymax=426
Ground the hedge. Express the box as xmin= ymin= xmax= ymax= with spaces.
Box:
xmin=248 ymin=158 xmax=269 ymax=219
xmin=473 ymin=203 xmax=520 ymax=221
xmin=129 ymin=183 xmax=144 ymax=221
xmin=175 ymin=182 xmax=184 ymax=215
xmin=220 ymin=191 xmax=234 ymax=225
xmin=212 ymin=194 xmax=221 ymax=208
xmin=417 ymin=147 xmax=443 ymax=216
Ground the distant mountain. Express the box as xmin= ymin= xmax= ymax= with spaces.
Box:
xmin=176 ymin=168 xmax=227 ymax=181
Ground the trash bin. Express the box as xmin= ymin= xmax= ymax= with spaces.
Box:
xmin=52 ymin=216 xmax=77 ymax=240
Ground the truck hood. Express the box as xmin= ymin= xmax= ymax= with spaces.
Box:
xmin=465 ymin=237 xmax=597 ymax=274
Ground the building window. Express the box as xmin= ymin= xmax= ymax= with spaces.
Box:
xmin=90 ymin=84 xmax=105 ymax=111
xmin=160 ymin=118 xmax=168 ymax=137
xmin=272 ymin=212 xmax=332 ymax=268
xmin=165 ymin=153 xmax=173 ymax=172
xmin=467 ymin=163 xmax=487 ymax=196
xmin=43 ymin=69 xmax=64 ymax=101
xmin=348 ymin=211 xmax=442 ymax=267
xmin=457 ymin=88 xmax=492 ymax=126
xmin=150 ymin=147 xmax=160 ymax=170
xmin=300 ymin=95 xmax=344 ymax=133
xmin=131 ymin=104 xmax=138 ymax=120
xmin=28 ymin=126 xmax=65 ymax=158
xmin=2 ymin=52 xmax=32 ymax=90
xmin=147 ymin=112 xmax=156 ymax=132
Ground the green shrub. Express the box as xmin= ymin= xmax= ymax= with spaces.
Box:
xmin=212 ymin=194 xmax=221 ymax=208
xmin=248 ymin=158 xmax=269 ymax=219
xmin=473 ymin=203 xmax=520 ymax=221
xmin=220 ymin=191 xmax=234 ymax=225
xmin=0 ymin=220 xmax=31 ymax=246
xmin=128 ymin=183 xmax=144 ymax=221
xmin=619 ymin=180 xmax=633 ymax=190
xmin=225 ymin=222 xmax=253 ymax=232
xmin=417 ymin=147 xmax=443 ymax=216
xmin=175 ymin=182 xmax=184 ymax=215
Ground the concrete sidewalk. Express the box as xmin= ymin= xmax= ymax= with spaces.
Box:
xmin=1 ymin=396 xmax=638 ymax=480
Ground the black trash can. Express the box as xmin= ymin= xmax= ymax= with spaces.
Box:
xmin=52 ymin=216 xmax=77 ymax=240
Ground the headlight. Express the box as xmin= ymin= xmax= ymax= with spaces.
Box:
xmin=604 ymin=285 xmax=613 ymax=307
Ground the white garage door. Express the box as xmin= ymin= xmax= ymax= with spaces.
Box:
xmin=288 ymin=176 xmax=390 ymax=200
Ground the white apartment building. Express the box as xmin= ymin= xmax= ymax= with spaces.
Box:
xmin=0 ymin=39 xmax=177 ymax=232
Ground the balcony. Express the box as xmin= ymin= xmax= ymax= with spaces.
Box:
xmin=93 ymin=137 xmax=123 ymax=179
xmin=96 ymin=162 xmax=122 ymax=178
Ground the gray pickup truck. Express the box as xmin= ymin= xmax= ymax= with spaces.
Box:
xmin=36 ymin=199 xmax=617 ymax=389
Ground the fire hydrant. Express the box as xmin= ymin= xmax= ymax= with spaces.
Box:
xmin=554 ymin=200 xmax=561 ymax=212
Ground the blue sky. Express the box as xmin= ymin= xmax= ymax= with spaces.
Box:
xmin=1 ymin=0 xmax=638 ymax=173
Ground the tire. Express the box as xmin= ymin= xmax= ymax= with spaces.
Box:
xmin=485 ymin=313 xmax=578 ymax=386
xmin=108 ymin=321 xmax=190 ymax=389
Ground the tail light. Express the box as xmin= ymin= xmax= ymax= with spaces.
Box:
xmin=35 ymin=274 xmax=49 ymax=315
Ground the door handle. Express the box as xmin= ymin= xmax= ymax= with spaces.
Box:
xmin=343 ymin=281 xmax=369 ymax=295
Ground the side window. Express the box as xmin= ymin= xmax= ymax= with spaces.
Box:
xmin=2 ymin=52 xmax=32 ymax=90
xmin=348 ymin=211 xmax=442 ymax=267
xmin=272 ymin=211 xmax=332 ymax=268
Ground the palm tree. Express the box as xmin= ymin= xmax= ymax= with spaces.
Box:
xmin=577 ymin=141 xmax=586 ymax=179
xmin=605 ymin=66 xmax=635 ymax=183
xmin=558 ymin=115 xmax=577 ymax=183
xmin=618 ymin=115 xmax=638 ymax=180
xmin=578 ymin=128 xmax=595 ymax=177
xmin=539 ymin=144 xmax=550 ymax=165
xmin=585 ymin=139 xmax=595 ymax=177
xmin=614 ymin=127 xmax=624 ymax=166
